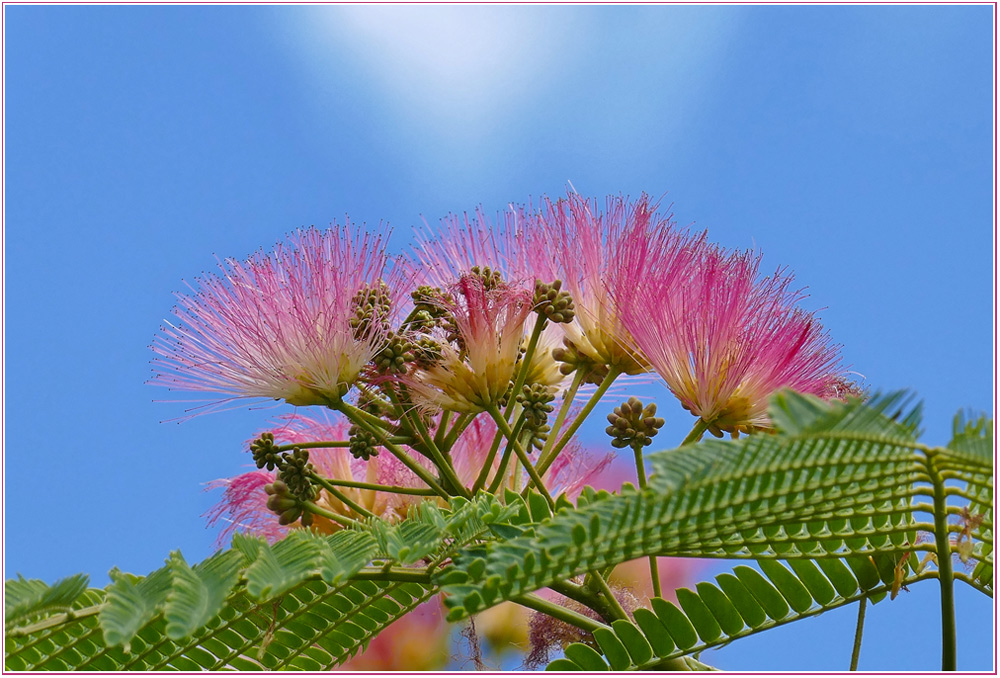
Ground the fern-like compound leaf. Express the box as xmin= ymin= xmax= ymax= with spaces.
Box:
xmin=546 ymin=554 xmax=933 ymax=671
xmin=438 ymin=392 xmax=993 ymax=621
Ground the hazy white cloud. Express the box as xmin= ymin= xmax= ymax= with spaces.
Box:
xmin=277 ymin=6 xmax=741 ymax=190
xmin=290 ymin=6 xmax=576 ymax=142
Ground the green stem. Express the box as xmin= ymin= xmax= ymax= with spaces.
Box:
xmin=309 ymin=474 xmax=377 ymax=519
xmin=392 ymin=386 xmax=469 ymax=497
xmin=850 ymin=597 xmax=866 ymax=671
xmin=928 ymin=452 xmax=957 ymax=671
xmin=309 ymin=477 xmax=437 ymax=496
xmin=275 ymin=437 xmax=413 ymax=452
xmin=487 ymin=405 xmax=554 ymax=509
xmin=274 ymin=441 xmax=349 ymax=452
xmin=302 ymin=501 xmax=361 ymax=529
xmin=441 ymin=412 xmax=474 ymax=453
xmin=337 ymin=400 xmax=395 ymax=432
xmin=588 ymin=570 xmax=628 ymax=621
xmin=334 ymin=403 xmax=450 ymax=499
xmin=512 ymin=593 xmax=607 ymax=634
xmin=681 ymin=419 xmax=709 ymax=446
xmin=433 ymin=410 xmax=453 ymax=449
xmin=632 ymin=443 xmax=661 ymax=599
xmin=504 ymin=314 xmax=548 ymax=419
xmin=538 ymin=369 xmax=585 ymax=459
xmin=536 ymin=368 xmax=619 ymax=477
xmin=548 ymin=579 xmax=622 ymax=626
xmin=473 ymin=409 xmax=524 ymax=494
xmin=5 ymin=604 xmax=104 ymax=637
xmin=482 ymin=413 xmax=529 ymax=495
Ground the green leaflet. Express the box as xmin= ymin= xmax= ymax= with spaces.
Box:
xmin=4 ymin=573 xmax=90 ymax=632
xmin=163 ymin=550 xmax=244 ymax=641
xmin=437 ymin=393 xmax=993 ymax=621
xmin=100 ymin=566 xmax=174 ymax=651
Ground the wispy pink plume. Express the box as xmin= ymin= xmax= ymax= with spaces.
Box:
xmin=619 ymin=243 xmax=845 ymax=435
xmin=151 ymin=224 xmax=404 ymax=411
xmin=527 ymin=191 xmax=698 ymax=375
xmin=205 ymin=470 xmax=287 ymax=546
xmin=408 ymin=205 xmax=552 ymax=292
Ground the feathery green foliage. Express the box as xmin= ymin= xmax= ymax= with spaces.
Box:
xmin=4 ymin=494 xmax=515 ymax=671
xmin=5 ymin=393 xmax=992 ymax=671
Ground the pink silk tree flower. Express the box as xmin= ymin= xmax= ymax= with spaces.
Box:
xmin=619 ymin=245 xmax=845 ymax=436
xmin=530 ymin=192 xmax=700 ymax=378
xmin=151 ymin=224 xmax=403 ymax=412
xmin=407 ymin=205 xmax=569 ymax=389
xmin=406 ymin=275 xmax=535 ymax=413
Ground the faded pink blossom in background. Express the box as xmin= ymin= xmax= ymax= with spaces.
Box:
xmin=206 ymin=413 xmax=426 ymax=543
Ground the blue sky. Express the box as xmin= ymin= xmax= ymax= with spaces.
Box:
xmin=4 ymin=4 xmax=994 ymax=671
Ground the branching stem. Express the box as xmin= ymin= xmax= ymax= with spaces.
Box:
xmin=588 ymin=570 xmax=628 ymax=621
xmin=536 ymin=368 xmax=619 ymax=476
xmin=385 ymin=386 xmax=468 ymax=497
xmin=302 ymin=501 xmax=360 ymax=529
xmin=632 ymin=443 xmax=661 ymax=598
xmin=309 ymin=476 xmax=437 ymax=496
xmin=681 ymin=419 xmax=709 ymax=446
xmin=309 ymin=474 xmax=377 ymax=519
xmin=486 ymin=405 xmax=554 ymax=508
xmin=334 ymin=403 xmax=450 ymax=499
xmin=512 ymin=593 xmax=607 ymax=634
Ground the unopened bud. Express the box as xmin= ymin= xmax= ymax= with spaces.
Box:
xmin=606 ymin=397 xmax=665 ymax=449
xmin=533 ymin=279 xmax=576 ymax=324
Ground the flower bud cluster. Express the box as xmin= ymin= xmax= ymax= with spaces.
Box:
xmin=470 ymin=266 xmax=503 ymax=291
xmin=348 ymin=394 xmax=387 ymax=460
xmin=250 ymin=432 xmax=281 ymax=471
xmin=606 ymin=397 xmax=665 ymax=449
xmin=277 ymin=448 xmax=319 ymax=501
xmin=409 ymin=336 xmax=444 ymax=368
xmin=253 ymin=436 xmax=322 ymax=526
xmin=374 ymin=332 xmax=413 ymax=375
xmin=350 ymin=281 xmax=393 ymax=339
xmin=409 ymin=286 xmax=455 ymax=332
xmin=265 ymin=479 xmax=314 ymax=527
xmin=517 ymin=383 xmax=556 ymax=449
xmin=533 ymin=279 xmax=575 ymax=324
xmin=348 ymin=423 xmax=380 ymax=460
xmin=551 ymin=338 xmax=610 ymax=385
